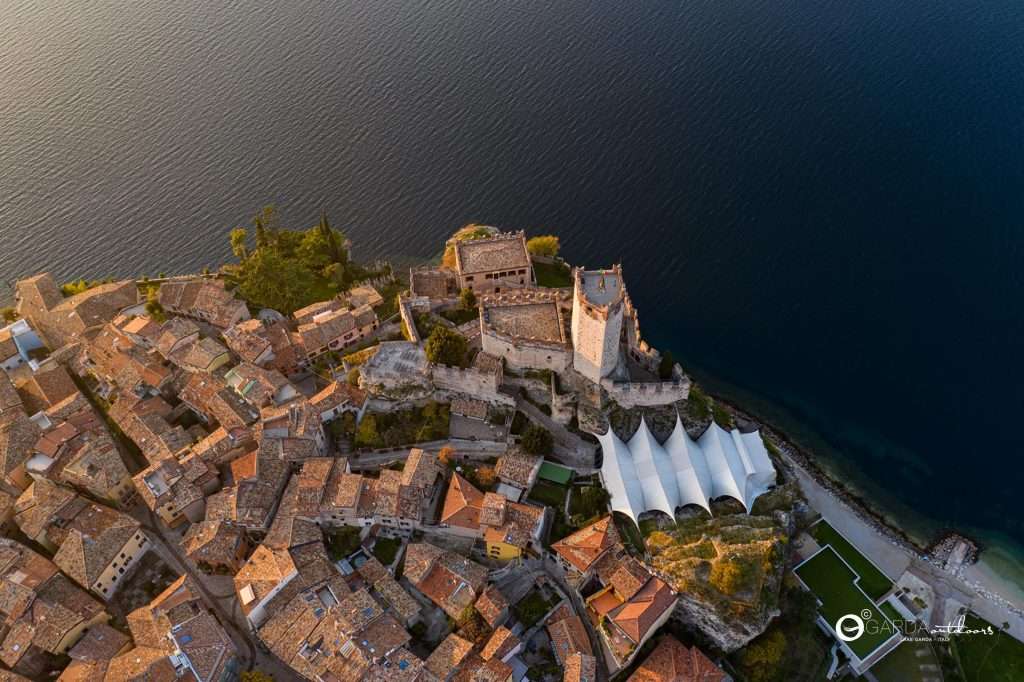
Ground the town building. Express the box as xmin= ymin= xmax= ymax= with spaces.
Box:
xmin=453 ymin=231 xmax=532 ymax=294
xmin=222 ymin=318 xmax=276 ymax=365
xmin=179 ymin=371 xmax=260 ymax=431
xmin=133 ymin=453 xmax=220 ymax=526
xmin=294 ymin=303 xmax=379 ymax=362
xmin=564 ymin=652 xmax=597 ymax=682
xmin=110 ymin=575 xmax=239 ymax=681
xmin=440 ymin=474 xmax=545 ymax=559
xmin=13 ymin=482 xmax=149 ymax=599
xmin=58 ymin=622 xmax=132 ymax=680
xmin=494 ymin=449 xmax=542 ymax=501
xmin=309 ymin=380 xmax=366 ymax=424
xmin=551 ymin=516 xmax=622 ymax=585
xmin=157 ymin=278 xmax=250 ymax=329
xmin=404 ymin=542 xmax=487 ymax=619
xmin=182 ymin=518 xmax=249 ymax=574
xmin=425 ymin=633 xmax=474 ymax=682
xmin=0 ymin=319 xmax=45 ymax=371
xmin=627 ymin=635 xmax=729 ymax=682
xmin=0 ymin=539 xmax=109 ymax=678
xmin=546 ymin=603 xmax=593 ymax=666
xmin=224 ymin=362 xmax=297 ymax=408
xmin=15 ymin=274 xmax=139 ymax=348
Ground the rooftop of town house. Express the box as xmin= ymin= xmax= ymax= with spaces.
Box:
xmin=179 ymin=371 xmax=260 ymax=430
xmin=234 ymin=544 xmax=298 ymax=612
xmin=296 ymin=304 xmax=378 ymax=354
xmin=169 ymin=335 xmax=229 ymax=372
xmin=441 ymin=473 xmax=484 ymax=529
xmin=16 ymin=362 xmax=78 ymax=415
xmin=310 ymin=379 xmax=367 ymax=411
xmin=182 ymin=518 xmax=245 ymax=567
xmin=401 ymin=448 xmax=442 ymax=490
xmin=425 ymin=633 xmax=474 ymax=680
xmin=627 ymin=636 xmax=728 ymax=682
xmin=66 ymin=622 xmax=131 ymax=664
xmin=608 ymin=575 xmax=676 ymax=645
xmin=224 ymin=361 xmax=293 ymax=407
xmin=551 ymin=516 xmax=621 ymax=574
xmin=366 ymin=646 xmax=427 ymax=682
xmin=293 ymin=298 xmax=345 ymax=325
xmin=0 ymin=372 xmax=24 ymax=418
xmin=374 ymin=574 xmax=422 ymax=624
xmin=154 ymin=316 xmax=200 ymax=357
xmin=482 ymin=500 xmax=544 ymax=548
xmin=564 ymin=652 xmax=598 ymax=682
xmin=494 ymin=449 xmax=541 ymax=489
xmin=222 ymin=318 xmax=272 ymax=363
xmin=157 ymin=278 xmax=248 ymax=328
xmin=50 ymin=501 xmax=142 ymax=589
xmin=546 ymin=609 xmax=593 ymax=665
xmin=115 ymin=313 xmax=162 ymax=343
xmin=480 ymin=625 xmax=518 ymax=661
xmin=0 ymin=413 xmax=42 ymax=479
xmin=475 ymin=585 xmax=510 ymax=630
xmin=348 ymin=284 xmax=384 ymax=308
xmin=454 ymin=231 xmax=530 ymax=275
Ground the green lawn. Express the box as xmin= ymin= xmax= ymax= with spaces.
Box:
xmin=532 ymin=260 xmax=572 ymax=288
xmin=871 ymin=640 xmax=940 ymax=682
xmin=952 ymin=614 xmax=1024 ymax=682
xmin=372 ymin=537 xmax=402 ymax=566
xmin=811 ymin=520 xmax=893 ymax=600
xmin=513 ymin=589 xmax=556 ymax=628
xmin=439 ymin=307 xmax=479 ymax=325
xmin=795 ymin=547 xmax=898 ymax=660
xmin=537 ymin=461 xmax=573 ymax=485
xmin=528 ymin=480 xmax=568 ymax=508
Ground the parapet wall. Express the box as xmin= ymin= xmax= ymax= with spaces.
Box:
xmin=602 ymin=375 xmax=691 ymax=408
xmin=431 ymin=363 xmax=505 ymax=403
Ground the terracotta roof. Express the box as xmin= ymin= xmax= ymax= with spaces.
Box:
xmin=180 ymin=371 xmax=259 ymax=430
xmin=609 ymin=557 xmax=652 ymax=601
xmin=311 ymin=380 xmax=367 ymax=412
xmin=0 ymin=373 xmax=24 ymax=418
xmin=402 ymin=542 xmax=444 ymax=585
xmin=234 ymin=544 xmax=297 ymax=613
xmin=375 ymin=574 xmax=421 ymax=624
xmin=16 ymin=362 xmax=78 ymax=414
xmin=170 ymin=336 xmax=229 ymax=372
xmin=154 ymin=316 xmax=200 ymax=357
xmin=182 ymin=520 xmax=245 ymax=568
xmin=494 ymin=450 xmax=541 ymax=489
xmin=482 ymin=501 xmax=544 ymax=548
xmin=51 ymin=503 xmax=142 ymax=589
xmin=552 ymin=516 xmax=621 ymax=574
xmin=451 ymin=398 xmax=488 ymax=420
xmin=158 ymin=279 xmax=247 ymax=329
xmin=293 ymin=298 xmax=344 ymax=325
xmin=564 ymin=652 xmax=597 ymax=682
xmin=0 ymin=413 xmax=40 ymax=479
xmin=627 ymin=636 xmax=727 ymax=682
xmin=425 ymin=633 xmax=473 ymax=680
xmin=67 ymin=622 xmax=130 ymax=662
xmin=546 ymin=613 xmax=592 ymax=665
xmin=441 ymin=473 xmax=483 ymax=529
xmin=609 ymin=576 xmax=675 ymax=645
xmin=474 ymin=584 xmax=509 ymax=629
xmin=13 ymin=479 xmax=78 ymax=540
xmin=225 ymin=362 xmax=292 ymax=407
xmin=480 ymin=626 xmax=519 ymax=661
xmin=223 ymin=319 xmax=272 ymax=364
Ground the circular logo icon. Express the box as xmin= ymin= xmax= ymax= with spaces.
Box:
xmin=836 ymin=614 xmax=866 ymax=642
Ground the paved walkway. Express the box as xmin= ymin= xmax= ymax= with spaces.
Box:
xmin=516 ymin=398 xmax=597 ymax=472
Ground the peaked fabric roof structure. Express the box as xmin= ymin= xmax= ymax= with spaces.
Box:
xmin=597 ymin=416 xmax=776 ymax=521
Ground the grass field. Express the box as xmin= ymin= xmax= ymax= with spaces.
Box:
xmin=372 ymin=537 xmax=401 ymax=565
xmin=795 ymin=547 xmax=897 ymax=660
xmin=871 ymin=639 xmax=940 ymax=682
xmin=812 ymin=520 xmax=893 ymax=600
xmin=532 ymin=260 xmax=573 ymax=288
xmin=952 ymin=614 xmax=1024 ymax=682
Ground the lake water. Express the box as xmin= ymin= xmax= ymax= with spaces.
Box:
xmin=2 ymin=1 xmax=1023 ymax=578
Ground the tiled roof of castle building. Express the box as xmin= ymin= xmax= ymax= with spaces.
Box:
xmin=454 ymin=232 xmax=530 ymax=275
xmin=471 ymin=352 xmax=502 ymax=374
xmin=451 ymin=398 xmax=488 ymax=420
xmin=627 ymin=636 xmax=727 ymax=682
xmin=482 ymin=300 xmax=565 ymax=345
xmin=551 ymin=516 xmax=621 ymax=574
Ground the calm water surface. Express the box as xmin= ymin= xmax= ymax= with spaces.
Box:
xmin=2 ymin=1 xmax=1024 ymax=573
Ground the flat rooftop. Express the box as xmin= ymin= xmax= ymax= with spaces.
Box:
xmin=363 ymin=341 xmax=428 ymax=376
xmin=485 ymin=302 xmax=564 ymax=343
xmin=580 ymin=270 xmax=622 ymax=306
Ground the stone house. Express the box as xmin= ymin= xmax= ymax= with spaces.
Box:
xmin=157 ymin=278 xmax=249 ymax=329
xmin=453 ymin=231 xmax=533 ymax=294
xmin=14 ymin=273 xmax=139 ymax=348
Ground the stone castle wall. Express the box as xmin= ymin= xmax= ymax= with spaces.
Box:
xmin=481 ymin=331 xmax=571 ymax=373
xmin=602 ymin=375 xmax=691 ymax=408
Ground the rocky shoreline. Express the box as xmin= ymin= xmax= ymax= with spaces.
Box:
xmin=713 ymin=394 xmax=978 ymax=566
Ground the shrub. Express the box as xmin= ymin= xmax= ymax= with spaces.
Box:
xmin=521 ymin=424 xmax=554 ymax=456
xmin=424 ymin=326 xmax=468 ymax=367
xmin=458 ymin=288 xmax=477 ymax=310
xmin=526 ymin=235 xmax=560 ymax=258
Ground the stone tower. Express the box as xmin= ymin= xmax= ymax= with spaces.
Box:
xmin=571 ymin=265 xmax=625 ymax=383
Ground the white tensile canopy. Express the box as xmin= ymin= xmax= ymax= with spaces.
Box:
xmin=597 ymin=415 xmax=777 ymax=522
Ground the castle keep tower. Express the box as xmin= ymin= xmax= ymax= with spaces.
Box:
xmin=571 ymin=265 xmax=625 ymax=383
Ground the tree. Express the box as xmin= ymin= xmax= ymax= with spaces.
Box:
xmin=424 ymin=326 xmax=468 ymax=367
xmin=230 ymin=228 xmax=249 ymax=261
xmin=237 ymin=248 xmax=319 ymax=314
xmin=347 ymin=368 xmax=361 ymax=387
xmin=355 ymin=414 xmax=382 ymax=448
xmin=526 ymin=235 xmax=560 ymax=258
xmin=657 ymin=351 xmax=675 ymax=380
xmin=738 ymin=629 xmax=787 ymax=682
xmin=521 ymin=424 xmax=553 ymax=456
xmin=241 ymin=673 xmax=275 ymax=682
xmin=0 ymin=307 xmax=17 ymax=323
xmin=474 ymin=466 xmax=497 ymax=489
xmin=438 ymin=446 xmax=456 ymax=468
xmin=458 ymin=288 xmax=477 ymax=310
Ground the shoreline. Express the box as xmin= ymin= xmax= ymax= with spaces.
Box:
xmin=712 ymin=393 xmax=1024 ymax=622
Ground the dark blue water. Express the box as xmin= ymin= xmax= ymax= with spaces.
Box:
xmin=2 ymin=2 xmax=1023 ymax=569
